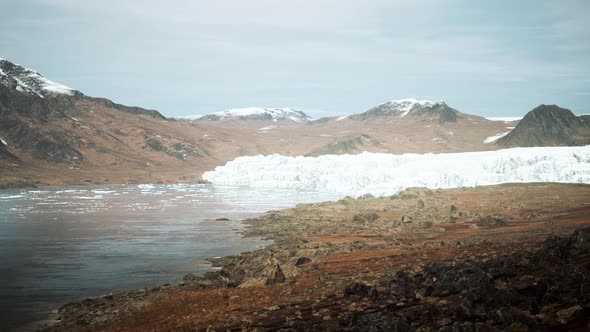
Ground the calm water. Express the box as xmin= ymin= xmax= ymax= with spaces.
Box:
xmin=0 ymin=183 xmax=341 ymax=331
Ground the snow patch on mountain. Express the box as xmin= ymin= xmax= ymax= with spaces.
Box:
xmin=203 ymin=146 xmax=590 ymax=197
xmin=174 ymin=114 xmax=204 ymax=120
xmin=484 ymin=131 xmax=512 ymax=144
xmin=389 ymin=98 xmax=443 ymax=117
xmin=258 ymin=125 xmax=278 ymax=131
xmin=0 ymin=58 xmax=75 ymax=97
xmin=0 ymin=137 xmax=7 ymax=146
xmin=485 ymin=116 xmax=523 ymax=122
xmin=348 ymin=98 xmax=452 ymax=121
xmin=199 ymin=107 xmax=312 ymax=122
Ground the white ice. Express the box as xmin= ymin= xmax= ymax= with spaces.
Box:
xmin=203 ymin=146 xmax=590 ymax=197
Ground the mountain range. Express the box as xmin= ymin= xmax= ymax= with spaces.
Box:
xmin=0 ymin=58 xmax=588 ymax=187
xmin=185 ymin=107 xmax=312 ymax=122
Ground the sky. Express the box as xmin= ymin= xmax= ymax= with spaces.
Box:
xmin=0 ymin=0 xmax=589 ymax=118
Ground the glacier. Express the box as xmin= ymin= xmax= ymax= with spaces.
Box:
xmin=203 ymin=146 xmax=590 ymax=197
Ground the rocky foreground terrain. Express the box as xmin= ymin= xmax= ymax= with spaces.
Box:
xmin=43 ymin=183 xmax=590 ymax=331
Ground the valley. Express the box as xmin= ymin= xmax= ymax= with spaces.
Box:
xmin=1 ymin=58 xmax=590 ymax=331
xmin=5 ymin=59 xmax=588 ymax=188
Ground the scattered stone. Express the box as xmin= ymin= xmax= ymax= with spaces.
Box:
xmin=265 ymin=263 xmax=286 ymax=285
xmin=182 ymin=273 xmax=197 ymax=281
xmin=401 ymin=215 xmax=413 ymax=224
xmin=344 ymin=282 xmax=371 ymax=298
xmin=556 ymin=305 xmax=582 ymax=323
xmin=417 ymin=199 xmax=425 ymax=209
xmin=145 ymin=138 xmax=164 ymax=151
xmin=352 ymin=213 xmax=380 ymax=223
xmin=295 ymin=257 xmax=312 ymax=266
xmin=480 ymin=215 xmax=508 ymax=228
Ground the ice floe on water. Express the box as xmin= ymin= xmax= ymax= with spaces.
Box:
xmin=203 ymin=146 xmax=590 ymax=197
xmin=0 ymin=195 xmax=24 ymax=200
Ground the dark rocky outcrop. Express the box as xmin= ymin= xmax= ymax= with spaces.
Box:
xmin=0 ymin=85 xmax=84 ymax=163
xmin=0 ymin=82 xmax=76 ymax=120
xmin=305 ymin=134 xmax=383 ymax=156
xmin=497 ymin=104 xmax=590 ymax=147
xmin=144 ymin=137 xmax=207 ymax=160
xmin=85 ymin=96 xmax=166 ymax=119
xmin=412 ymin=103 xmax=458 ymax=123
xmin=342 ymin=227 xmax=590 ymax=331
xmin=295 ymin=257 xmax=312 ymax=266
xmin=0 ymin=138 xmax=18 ymax=161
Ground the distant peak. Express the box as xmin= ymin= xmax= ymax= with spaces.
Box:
xmin=0 ymin=58 xmax=77 ymax=98
xmin=390 ymin=98 xmax=445 ymax=105
xmin=348 ymin=98 xmax=450 ymax=121
xmin=197 ymin=107 xmax=312 ymax=122
xmin=387 ymin=99 xmax=445 ymax=117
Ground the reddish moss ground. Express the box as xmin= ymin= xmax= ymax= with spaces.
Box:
xmin=48 ymin=184 xmax=590 ymax=331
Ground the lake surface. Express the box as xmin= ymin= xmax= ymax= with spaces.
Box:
xmin=0 ymin=183 xmax=341 ymax=331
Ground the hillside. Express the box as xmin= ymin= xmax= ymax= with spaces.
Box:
xmin=496 ymin=104 xmax=590 ymax=147
xmin=4 ymin=58 xmax=578 ymax=188
xmin=0 ymin=59 xmax=220 ymax=186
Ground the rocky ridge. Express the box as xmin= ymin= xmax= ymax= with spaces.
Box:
xmin=349 ymin=99 xmax=458 ymax=123
xmin=497 ymin=104 xmax=590 ymax=147
xmin=0 ymin=58 xmax=77 ymax=98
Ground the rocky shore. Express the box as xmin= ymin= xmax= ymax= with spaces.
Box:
xmin=42 ymin=183 xmax=590 ymax=331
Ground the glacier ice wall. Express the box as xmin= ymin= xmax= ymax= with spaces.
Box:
xmin=203 ymin=146 xmax=590 ymax=197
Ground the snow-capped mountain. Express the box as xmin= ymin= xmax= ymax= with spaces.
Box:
xmin=0 ymin=58 xmax=77 ymax=98
xmin=385 ymin=98 xmax=444 ymax=117
xmin=349 ymin=98 xmax=458 ymax=123
xmin=203 ymin=146 xmax=590 ymax=197
xmin=196 ymin=107 xmax=312 ymax=122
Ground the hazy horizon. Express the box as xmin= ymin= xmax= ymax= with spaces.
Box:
xmin=1 ymin=0 xmax=589 ymax=118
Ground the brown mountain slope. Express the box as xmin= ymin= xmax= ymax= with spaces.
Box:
xmin=0 ymin=104 xmax=517 ymax=187
xmin=0 ymin=59 xmax=519 ymax=187
xmin=0 ymin=95 xmax=517 ymax=187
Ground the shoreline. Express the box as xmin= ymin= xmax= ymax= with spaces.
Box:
xmin=31 ymin=233 xmax=268 ymax=332
xmin=40 ymin=183 xmax=590 ymax=331
xmin=0 ymin=177 xmax=211 ymax=190
xmin=1 ymin=184 xmax=272 ymax=332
